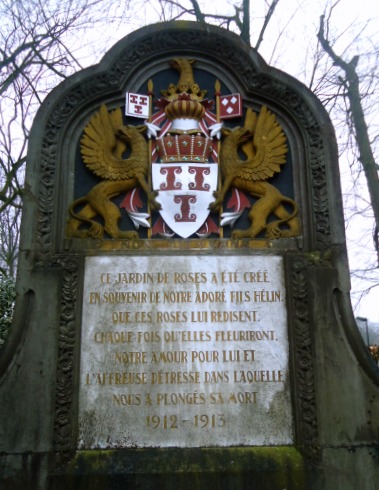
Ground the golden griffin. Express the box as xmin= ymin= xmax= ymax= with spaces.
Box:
xmin=66 ymin=104 xmax=160 ymax=239
xmin=210 ymin=106 xmax=301 ymax=239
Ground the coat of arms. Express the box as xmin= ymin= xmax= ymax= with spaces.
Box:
xmin=67 ymin=58 xmax=300 ymax=240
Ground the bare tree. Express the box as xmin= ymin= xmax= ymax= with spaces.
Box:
xmin=0 ymin=206 xmax=20 ymax=278
xmin=308 ymin=2 xmax=379 ymax=311
xmin=317 ymin=12 xmax=379 ymax=236
xmin=155 ymin=0 xmax=281 ymax=45
xmin=0 ymin=0 xmax=133 ymax=276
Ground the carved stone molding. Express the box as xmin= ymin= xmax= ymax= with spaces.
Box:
xmin=290 ymin=258 xmax=320 ymax=459
xmin=51 ymin=257 xmax=80 ymax=464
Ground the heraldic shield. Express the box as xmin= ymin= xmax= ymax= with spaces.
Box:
xmin=149 ymin=74 xmax=222 ymax=238
xmin=152 ymin=161 xmax=218 ymax=238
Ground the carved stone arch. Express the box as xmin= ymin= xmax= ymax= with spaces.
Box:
xmin=28 ymin=21 xmax=340 ymax=258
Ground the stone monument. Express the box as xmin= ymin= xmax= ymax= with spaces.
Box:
xmin=0 ymin=21 xmax=378 ymax=490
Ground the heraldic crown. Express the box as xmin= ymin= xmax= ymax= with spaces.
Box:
xmin=156 ymin=59 xmax=213 ymax=164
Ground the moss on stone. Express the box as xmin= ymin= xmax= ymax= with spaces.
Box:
xmin=57 ymin=446 xmax=306 ymax=490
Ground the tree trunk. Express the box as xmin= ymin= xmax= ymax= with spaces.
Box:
xmin=317 ymin=15 xmax=379 ymax=237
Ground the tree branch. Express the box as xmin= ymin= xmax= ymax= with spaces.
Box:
xmin=255 ymin=0 xmax=281 ymax=50
xmin=317 ymin=14 xmax=379 ymax=239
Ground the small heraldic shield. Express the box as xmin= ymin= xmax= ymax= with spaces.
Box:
xmin=152 ymin=162 xmax=218 ymax=238
xmin=125 ymin=92 xmax=150 ymax=118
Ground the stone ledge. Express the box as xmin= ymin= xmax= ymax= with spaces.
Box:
xmin=49 ymin=446 xmax=306 ymax=489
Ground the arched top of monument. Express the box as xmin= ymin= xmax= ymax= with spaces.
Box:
xmin=36 ymin=20 xmax=332 ymax=130
xmin=26 ymin=20 xmax=343 ymax=256
xmin=100 ymin=20 xmax=268 ymax=75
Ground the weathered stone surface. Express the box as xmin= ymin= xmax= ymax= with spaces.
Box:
xmin=0 ymin=21 xmax=377 ymax=490
xmin=78 ymin=255 xmax=292 ymax=448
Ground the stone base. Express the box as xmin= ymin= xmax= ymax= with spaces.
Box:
xmin=50 ymin=447 xmax=306 ymax=490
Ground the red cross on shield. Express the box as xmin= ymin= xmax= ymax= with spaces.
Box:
xmin=152 ymin=162 xmax=218 ymax=238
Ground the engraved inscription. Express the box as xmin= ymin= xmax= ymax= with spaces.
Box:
xmin=78 ymin=255 xmax=293 ymax=448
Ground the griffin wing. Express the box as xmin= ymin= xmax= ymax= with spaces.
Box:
xmin=80 ymin=104 xmax=138 ymax=181
xmin=241 ymin=106 xmax=288 ymax=181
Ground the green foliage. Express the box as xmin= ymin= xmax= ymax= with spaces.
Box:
xmin=0 ymin=275 xmax=15 ymax=348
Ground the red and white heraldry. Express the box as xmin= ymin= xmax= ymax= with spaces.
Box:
xmin=150 ymin=96 xmax=220 ymax=238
